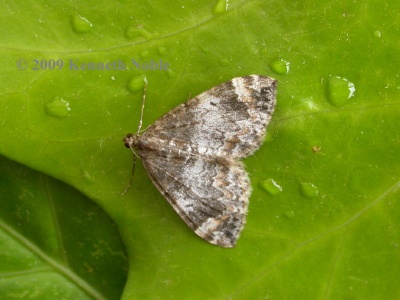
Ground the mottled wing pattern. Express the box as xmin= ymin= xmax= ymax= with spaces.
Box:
xmin=141 ymin=152 xmax=251 ymax=248
xmin=142 ymin=75 xmax=277 ymax=159
xmin=127 ymin=75 xmax=277 ymax=247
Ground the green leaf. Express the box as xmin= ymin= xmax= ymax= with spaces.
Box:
xmin=1 ymin=0 xmax=399 ymax=299
xmin=0 ymin=156 xmax=127 ymax=299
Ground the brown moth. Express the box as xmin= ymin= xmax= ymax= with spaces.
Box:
xmin=123 ymin=75 xmax=277 ymax=247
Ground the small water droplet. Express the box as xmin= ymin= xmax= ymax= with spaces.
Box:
xmin=140 ymin=51 xmax=149 ymax=58
xmin=260 ymin=178 xmax=282 ymax=196
xmin=270 ymin=58 xmax=290 ymax=75
xmin=125 ymin=26 xmax=152 ymax=41
xmin=127 ymin=76 xmax=146 ymax=93
xmin=326 ymin=76 xmax=355 ymax=107
xmin=71 ymin=15 xmax=93 ymax=34
xmin=284 ymin=210 xmax=295 ymax=219
xmin=213 ymin=0 xmax=229 ymax=15
xmin=299 ymin=182 xmax=318 ymax=199
xmin=158 ymin=47 xmax=167 ymax=56
xmin=373 ymin=30 xmax=382 ymax=38
xmin=45 ymin=97 xmax=71 ymax=118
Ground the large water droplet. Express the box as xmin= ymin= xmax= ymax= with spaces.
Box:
xmin=71 ymin=15 xmax=93 ymax=33
xmin=299 ymin=182 xmax=318 ymax=199
xmin=326 ymin=76 xmax=355 ymax=107
xmin=127 ymin=76 xmax=145 ymax=93
xmin=45 ymin=97 xmax=71 ymax=118
xmin=270 ymin=58 xmax=290 ymax=75
xmin=213 ymin=0 xmax=229 ymax=15
xmin=260 ymin=178 xmax=282 ymax=196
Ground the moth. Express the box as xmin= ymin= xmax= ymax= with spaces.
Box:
xmin=123 ymin=75 xmax=277 ymax=247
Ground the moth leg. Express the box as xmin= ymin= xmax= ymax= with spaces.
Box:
xmin=120 ymin=155 xmax=137 ymax=196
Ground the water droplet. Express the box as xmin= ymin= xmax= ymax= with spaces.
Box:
xmin=71 ymin=15 xmax=93 ymax=34
xmin=260 ymin=178 xmax=282 ymax=196
xmin=213 ymin=0 xmax=229 ymax=15
xmin=373 ymin=30 xmax=382 ymax=38
xmin=270 ymin=58 xmax=290 ymax=75
xmin=45 ymin=97 xmax=71 ymax=118
xmin=326 ymin=76 xmax=355 ymax=107
xmin=140 ymin=51 xmax=149 ymax=58
xmin=158 ymin=47 xmax=167 ymax=56
xmin=125 ymin=26 xmax=152 ymax=41
xmin=299 ymin=182 xmax=318 ymax=199
xmin=127 ymin=76 xmax=146 ymax=93
xmin=284 ymin=210 xmax=295 ymax=219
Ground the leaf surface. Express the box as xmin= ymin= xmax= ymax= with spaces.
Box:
xmin=0 ymin=0 xmax=399 ymax=299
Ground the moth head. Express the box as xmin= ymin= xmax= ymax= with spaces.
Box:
xmin=123 ymin=133 xmax=138 ymax=149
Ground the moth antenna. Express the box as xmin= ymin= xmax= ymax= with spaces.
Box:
xmin=137 ymin=76 xmax=148 ymax=134
xmin=122 ymin=76 xmax=147 ymax=196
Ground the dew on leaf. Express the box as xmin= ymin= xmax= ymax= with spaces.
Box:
xmin=125 ymin=26 xmax=152 ymax=41
xmin=127 ymin=76 xmax=146 ymax=93
xmin=374 ymin=30 xmax=382 ymax=38
xmin=140 ymin=51 xmax=149 ymax=58
xmin=270 ymin=58 xmax=290 ymax=75
xmin=213 ymin=0 xmax=229 ymax=15
xmin=299 ymin=182 xmax=318 ymax=199
xmin=284 ymin=210 xmax=295 ymax=219
xmin=71 ymin=15 xmax=93 ymax=34
xmin=158 ymin=47 xmax=167 ymax=56
xmin=260 ymin=178 xmax=282 ymax=196
xmin=45 ymin=97 xmax=71 ymax=118
xmin=326 ymin=76 xmax=355 ymax=107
